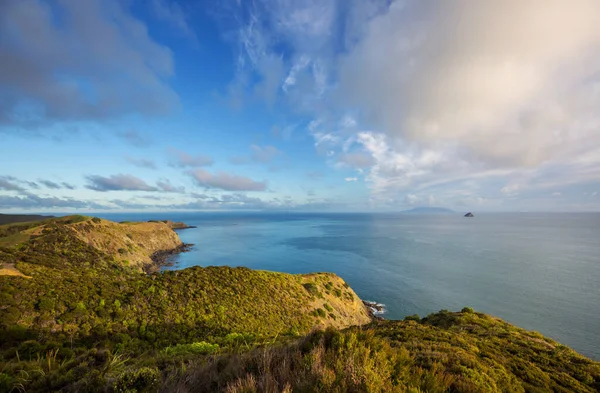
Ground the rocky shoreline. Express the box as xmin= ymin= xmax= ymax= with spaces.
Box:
xmin=148 ymin=219 xmax=197 ymax=230
xmin=363 ymin=300 xmax=386 ymax=320
xmin=147 ymin=242 xmax=194 ymax=273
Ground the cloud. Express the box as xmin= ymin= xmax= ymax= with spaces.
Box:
xmin=117 ymin=130 xmax=152 ymax=148
xmin=168 ymin=147 xmax=214 ymax=168
xmin=344 ymin=177 xmax=358 ymax=182
xmin=340 ymin=1 xmax=600 ymax=168
xmin=336 ymin=152 xmax=375 ymax=169
xmin=126 ymin=156 xmax=157 ymax=169
xmin=37 ymin=179 xmax=76 ymax=190
xmin=151 ymin=0 xmax=198 ymax=43
xmin=230 ymin=144 xmax=283 ymax=165
xmin=0 ymin=194 xmax=107 ymax=209
xmin=156 ymin=180 xmax=185 ymax=193
xmin=0 ymin=177 xmax=25 ymax=191
xmin=189 ymin=169 xmax=267 ymax=191
xmin=0 ymin=0 xmax=178 ymax=127
xmin=221 ymin=1 xmax=600 ymax=210
xmin=250 ymin=144 xmax=282 ymax=163
xmin=86 ymin=174 xmax=158 ymax=192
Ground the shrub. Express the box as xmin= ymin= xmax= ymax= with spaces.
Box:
xmin=404 ymin=314 xmax=421 ymax=322
xmin=163 ymin=342 xmax=220 ymax=356
xmin=461 ymin=307 xmax=475 ymax=314
xmin=113 ymin=367 xmax=160 ymax=393
xmin=302 ymin=283 xmax=320 ymax=296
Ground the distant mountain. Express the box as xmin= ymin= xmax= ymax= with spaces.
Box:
xmin=401 ymin=207 xmax=455 ymax=214
xmin=0 ymin=213 xmax=55 ymax=225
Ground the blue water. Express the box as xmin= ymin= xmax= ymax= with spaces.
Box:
xmin=95 ymin=212 xmax=600 ymax=359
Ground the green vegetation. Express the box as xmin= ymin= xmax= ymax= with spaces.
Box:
xmin=0 ymin=215 xmax=598 ymax=392
xmin=0 ymin=216 xmax=369 ymax=392
xmin=166 ymin=312 xmax=600 ymax=392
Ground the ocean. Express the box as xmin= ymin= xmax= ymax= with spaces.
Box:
xmin=95 ymin=212 xmax=600 ymax=360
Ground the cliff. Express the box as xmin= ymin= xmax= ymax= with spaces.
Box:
xmin=68 ymin=218 xmax=183 ymax=270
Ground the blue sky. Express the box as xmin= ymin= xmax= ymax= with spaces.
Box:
xmin=1 ymin=0 xmax=600 ymax=212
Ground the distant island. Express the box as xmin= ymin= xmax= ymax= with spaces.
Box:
xmin=465 ymin=212 xmax=475 ymax=217
xmin=401 ymin=206 xmax=454 ymax=214
xmin=0 ymin=213 xmax=598 ymax=392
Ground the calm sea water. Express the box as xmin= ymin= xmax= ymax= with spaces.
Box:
xmin=95 ymin=212 xmax=600 ymax=360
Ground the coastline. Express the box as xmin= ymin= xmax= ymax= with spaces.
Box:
xmin=363 ymin=300 xmax=386 ymax=320
xmin=147 ymin=242 xmax=194 ymax=273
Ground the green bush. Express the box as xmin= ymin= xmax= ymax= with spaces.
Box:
xmin=461 ymin=307 xmax=475 ymax=314
xmin=404 ymin=314 xmax=421 ymax=322
xmin=302 ymin=283 xmax=319 ymax=296
xmin=113 ymin=367 xmax=160 ymax=393
xmin=163 ymin=342 xmax=220 ymax=356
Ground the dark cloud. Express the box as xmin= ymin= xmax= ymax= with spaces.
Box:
xmin=189 ymin=169 xmax=267 ymax=191
xmin=168 ymin=147 xmax=213 ymax=167
xmin=86 ymin=174 xmax=158 ymax=192
xmin=125 ymin=156 xmax=157 ymax=169
xmin=117 ymin=130 xmax=152 ymax=148
xmin=37 ymin=179 xmax=76 ymax=190
xmin=38 ymin=180 xmax=62 ymax=189
xmin=0 ymin=177 xmax=25 ymax=191
xmin=0 ymin=0 xmax=178 ymax=128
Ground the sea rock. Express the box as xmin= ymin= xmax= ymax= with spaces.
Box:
xmin=464 ymin=212 xmax=474 ymax=217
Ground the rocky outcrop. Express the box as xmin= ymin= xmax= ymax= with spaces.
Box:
xmin=464 ymin=212 xmax=474 ymax=217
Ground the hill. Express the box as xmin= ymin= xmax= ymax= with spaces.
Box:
xmin=0 ymin=216 xmax=598 ymax=392
xmin=0 ymin=213 xmax=55 ymax=225
xmin=401 ymin=207 xmax=455 ymax=214
xmin=0 ymin=215 xmax=183 ymax=271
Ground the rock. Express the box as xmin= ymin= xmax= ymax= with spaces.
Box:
xmin=464 ymin=212 xmax=474 ymax=217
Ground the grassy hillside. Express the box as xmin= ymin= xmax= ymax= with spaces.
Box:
xmin=0 ymin=218 xmax=371 ymax=392
xmin=167 ymin=310 xmax=600 ymax=392
xmin=0 ymin=216 xmax=598 ymax=392
xmin=0 ymin=215 xmax=182 ymax=270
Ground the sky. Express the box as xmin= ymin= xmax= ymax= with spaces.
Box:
xmin=1 ymin=0 xmax=600 ymax=213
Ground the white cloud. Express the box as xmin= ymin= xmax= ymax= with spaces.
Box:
xmin=344 ymin=177 xmax=358 ymax=182
xmin=221 ymin=1 xmax=600 ymax=210
xmin=340 ymin=1 xmax=600 ymax=168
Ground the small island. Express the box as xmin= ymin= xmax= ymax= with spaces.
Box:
xmin=464 ymin=212 xmax=474 ymax=217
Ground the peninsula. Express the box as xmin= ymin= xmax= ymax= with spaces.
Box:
xmin=0 ymin=215 xmax=598 ymax=392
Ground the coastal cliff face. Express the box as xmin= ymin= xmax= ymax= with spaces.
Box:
xmin=1 ymin=216 xmax=184 ymax=271
xmin=69 ymin=218 xmax=183 ymax=270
